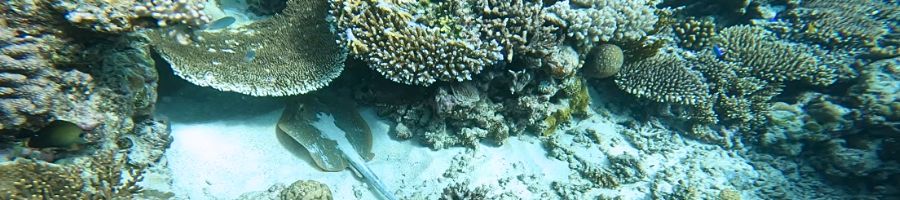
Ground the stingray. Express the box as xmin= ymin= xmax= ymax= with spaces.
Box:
xmin=276 ymin=93 xmax=396 ymax=200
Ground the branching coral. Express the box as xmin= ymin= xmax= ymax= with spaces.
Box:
xmin=718 ymin=25 xmax=836 ymax=86
xmin=475 ymin=0 xmax=560 ymax=61
xmin=149 ymin=0 xmax=347 ymax=96
xmin=331 ymin=0 xmax=502 ymax=86
xmin=674 ymin=17 xmax=716 ymax=51
xmin=615 ymin=53 xmax=711 ymax=106
xmin=545 ymin=0 xmax=659 ymax=52
xmin=0 ymin=159 xmax=85 ymax=199
xmin=0 ymin=150 xmax=144 ymax=199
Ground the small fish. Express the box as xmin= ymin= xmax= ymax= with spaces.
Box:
xmin=26 ymin=120 xmax=86 ymax=149
xmin=244 ymin=49 xmax=257 ymax=63
xmin=713 ymin=45 xmax=725 ymax=58
xmin=204 ymin=16 xmax=236 ymax=30
xmin=768 ymin=14 xmax=779 ymax=22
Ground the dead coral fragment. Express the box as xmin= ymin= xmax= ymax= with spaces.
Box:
xmin=332 ymin=0 xmax=501 ymax=86
xmin=149 ymin=0 xmax=346 ymax=96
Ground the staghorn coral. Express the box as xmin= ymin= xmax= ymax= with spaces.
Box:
xmin=787 ymin=0 xmax=898 ymax=47
xmin=674 ymin=17 xmax=716 ymax=51
xmin=475 ymin=0 xmax=560 ymax=61
xmin=615 ymin=53 xmax=710 ymax=106
xmin=55 ymin=0 xmax=210 ymax=33
xmin=331 ymin=0 xmax=502 ymax=86
xmin=718 ymin=25 xmax=835 ymax=86
xmin=149 ymin=0 xmax=347 ymax=96
xmin=545 ymin=0 xmax=659 ymax=52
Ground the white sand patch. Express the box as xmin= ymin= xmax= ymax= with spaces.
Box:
xmin=149 ymin=105 xmax=570 ymax=199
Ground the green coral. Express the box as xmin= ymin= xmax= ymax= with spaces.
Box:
xmin=149 ymin=0 xmax=347 ymax=96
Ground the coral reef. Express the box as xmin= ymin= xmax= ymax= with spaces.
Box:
xmin=149 ymin=0 xmax=347 ymax=96
xmin=545 ymin=0 xmax=659 ymax=52
xmin=718 ymin=25 xmax=835 ymax=85
xmin=849 ymin=58 xmax=900 ymax=129
xmin=0 ymin=159 xmax=85 ymax=199
xmin=0 ymin=149 xmax=149 ymax=199
xmin=55 ymin=0 xmax=210 ymax=33
xmin=475 ymin=0 xmax=560 ymax=61
xmin=786 ymin=0 xmax=898 ymax=47
xmin=331 ymin=0 xmax=502 ymax=86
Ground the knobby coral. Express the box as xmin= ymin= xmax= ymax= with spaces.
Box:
xmin=149 ymin=0 xmax=347 ymax=96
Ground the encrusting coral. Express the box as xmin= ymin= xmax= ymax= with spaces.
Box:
xmin=55 ymin=0 xmax=210 ymax=33
xmin=331 ymin=0 xmax=502 ymax=86
xmin=149 ymin=0 xmax=347 ymax=96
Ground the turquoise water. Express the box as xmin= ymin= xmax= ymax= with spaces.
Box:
xmin=1 ymin=0 xmax=898 ymax=199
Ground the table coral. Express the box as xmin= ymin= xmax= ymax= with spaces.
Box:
xmin=149 ymin=0 xmax=347 ymax=96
